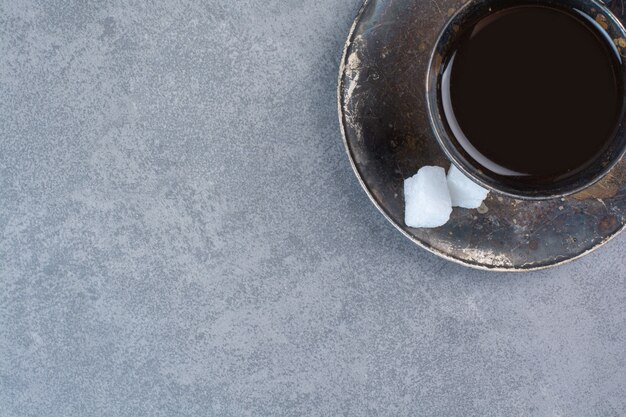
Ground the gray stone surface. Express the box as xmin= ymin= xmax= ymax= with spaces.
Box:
xmin=0 ymin=0 xmax=625 ymax=416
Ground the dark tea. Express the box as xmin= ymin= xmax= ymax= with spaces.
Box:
xmin=440 ymin=5 xmax=624 ymax=185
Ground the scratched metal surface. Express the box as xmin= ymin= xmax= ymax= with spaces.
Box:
xmin=338 ymin=0 xmax=626 ymax=270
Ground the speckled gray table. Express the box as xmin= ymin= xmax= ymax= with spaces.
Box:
xmin=1 ymin=1 xmax=625 ymax=416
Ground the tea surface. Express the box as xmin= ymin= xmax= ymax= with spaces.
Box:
xmin=441 ymin=5 xmax=624 ymax=183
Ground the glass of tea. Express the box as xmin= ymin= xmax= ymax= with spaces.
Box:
xmin=426 ymin=0 xmax=626 ymax=199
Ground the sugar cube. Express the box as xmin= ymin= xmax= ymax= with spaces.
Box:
xmin=447 ymin=165 xmax=490 ymax=209
xmin=404 ymin=166 xmax=452 ymax=228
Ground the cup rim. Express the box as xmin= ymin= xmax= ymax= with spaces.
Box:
xmin=426 ymin=0 xmax=626 ymax=200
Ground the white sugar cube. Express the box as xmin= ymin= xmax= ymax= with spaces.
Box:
xmin=447 ymin=165 xmax=490 ymax=209
xmin=404 ymin=166 xmax=452 ymax=228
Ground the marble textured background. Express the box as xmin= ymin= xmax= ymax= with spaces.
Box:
xmin=1 ymin=1 xmax=625 ymax=416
